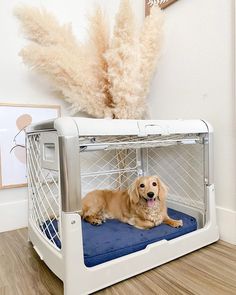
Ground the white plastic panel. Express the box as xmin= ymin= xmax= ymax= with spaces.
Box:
xmin=73 ymin=118 xmax=209 ymax=137
xmin=26 ymin=117 xmax=210 ymax=138
xmin=76 ymin=118 xmax=139 ymax=136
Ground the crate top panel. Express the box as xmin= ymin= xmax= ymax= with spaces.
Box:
xmin=26 ymin=117 xmax=211 ymax=137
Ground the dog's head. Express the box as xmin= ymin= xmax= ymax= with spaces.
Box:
xmin=128 ymin=175 xmax=167 ymax=208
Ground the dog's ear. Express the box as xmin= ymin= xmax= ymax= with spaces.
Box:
xmin=128 ymin=178 xmax=140 ymax=204
xmin=156 ymin=177 xmax=168 ymax=200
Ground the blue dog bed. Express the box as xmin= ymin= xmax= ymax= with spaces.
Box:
xmin=42 ymin=208 xmax=197 ymax=267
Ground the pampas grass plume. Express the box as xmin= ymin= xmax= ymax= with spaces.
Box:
xmin=85 ymin=6 xmax=113 ymax=109
xmin=140 ymin=5 xmax=164 ymax=97
xmin=105 ymin=0 xmax=145 ymax=119
xmin=15 ymin=5 xmax=113 ymax=118
xmin=14 ymin=5 xmax=78 ymax=51
xmin=20 ymin=43 xmax=110 ymax=118
xmin=15 ymin=1 xmax=164 ymax=119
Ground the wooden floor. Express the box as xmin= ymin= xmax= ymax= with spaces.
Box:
xmin=0 ymin=229 xmax=236 ymax=295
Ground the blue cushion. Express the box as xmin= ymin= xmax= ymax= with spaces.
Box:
xmin=42 ymin=208 xmax=197 ymax=267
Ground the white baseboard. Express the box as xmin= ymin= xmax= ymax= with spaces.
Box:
xmin=0 ymin=199 xmax=28 ymax=233
xmin=216 ymin=206 xmax=236 ymax=245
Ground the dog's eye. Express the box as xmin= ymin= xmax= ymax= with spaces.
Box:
xmin=140 ymin=183 xmax=145 ymax=188
xmin=152 ymin=182 xmax=157 ymax=186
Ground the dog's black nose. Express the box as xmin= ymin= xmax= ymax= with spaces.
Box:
xmin=147 ymin=192 xmax=154 ymax=198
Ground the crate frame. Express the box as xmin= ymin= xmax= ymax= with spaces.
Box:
xmin=26 ymin=117 xmax=219 ymax=295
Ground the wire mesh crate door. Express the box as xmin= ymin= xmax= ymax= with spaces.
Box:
xmin=79 ymin=133 xmax=206 ymax=210
xmin=145 ymin=143 xmax=205 ymax=213
xmin=27 ymin=132 xmax=61 ymax=249
xmin=80 ymin=148 xmax=139 ymax=197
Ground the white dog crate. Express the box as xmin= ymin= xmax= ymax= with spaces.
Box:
xmin=26 ymin=117 xmax=219 ymax=295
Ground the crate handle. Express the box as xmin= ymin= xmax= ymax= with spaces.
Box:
xmin=138 ymin=122 xmax=169 ymax=137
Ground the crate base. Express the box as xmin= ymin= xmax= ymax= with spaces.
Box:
xmin=61 ymin=185 xmax=219 ymax=295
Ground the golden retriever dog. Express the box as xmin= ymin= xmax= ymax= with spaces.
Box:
xmin=82 ymin=176 xmax=183 ymax=230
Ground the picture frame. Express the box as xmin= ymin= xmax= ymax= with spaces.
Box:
xmin=0 ymin=103 xmax=60 ymax=189
xmin=145 ymin=0 xmax=178 ymax=16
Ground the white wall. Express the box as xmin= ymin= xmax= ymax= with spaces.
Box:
xmin=149 ymin=0 xmax=236 ymax=243
xmin=0 ymin=0 xmax=144 ymax=232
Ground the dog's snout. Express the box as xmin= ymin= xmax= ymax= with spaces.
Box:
xmin=147 ymin=192 xmax=154 ymax=198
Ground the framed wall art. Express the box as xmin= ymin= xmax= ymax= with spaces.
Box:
xmin=0 ymin=103 xmax=60 ymax=189
xmin=145 ymin=0 xmax=178 ymax=16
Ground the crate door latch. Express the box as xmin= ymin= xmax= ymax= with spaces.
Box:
xmin=137 ymin=121 xmax=170 ymax=137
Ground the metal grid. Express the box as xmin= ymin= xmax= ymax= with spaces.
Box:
xmin=80 ymin=149 xmax=138 ymax=196
xmin=27 ymin=133 xmax=61 ymax=250
xmin=145 ymin=144 xmax=205 ymax=212
xmin=80 ymin=139 xmax=206 ymax=214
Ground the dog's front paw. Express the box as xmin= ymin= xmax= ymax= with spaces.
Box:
xmin=90 ymin=218 xmax=103 ymax=226
xmin=173 ymin=219 xmax=183 ymax=228
xmin=84 ymin=216 xmax=104 ymax=225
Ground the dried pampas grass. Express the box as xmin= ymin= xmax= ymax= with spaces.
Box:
xmin=14 ymin=6 xmax=79 ymax=51
xmin=105 ymin=0 xmax=144 ymax=119
xmin=85 ymin=6 xmax=113 ymax=109
xmin=20 ymin=43 xmax=110 ymax=118
xmin=140 ymin=6 xmax=164 ymax=98
xmin=15 ymin=1 xmax=163 ymax=119
xmin=15 ymin=5 xmax=112 ymax=118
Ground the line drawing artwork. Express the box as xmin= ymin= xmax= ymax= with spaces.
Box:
xmin=10 ymin=114 xmax=33 ymax=164
xmin=0 ymin=104 xmax=60 ymax=189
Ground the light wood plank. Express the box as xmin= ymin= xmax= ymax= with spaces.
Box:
xmin=0 ymin=229 xmax=236 ymax=295
xmin=0 ymin=228 xmax=63 ymax=295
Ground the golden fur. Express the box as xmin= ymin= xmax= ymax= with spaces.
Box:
xmin=82 ymin=176 xmax=183 ymax=230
